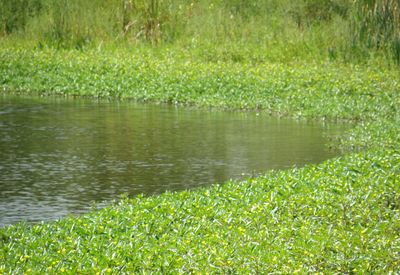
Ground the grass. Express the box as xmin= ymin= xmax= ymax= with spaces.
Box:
xmin=1 ymin=0 xmax=399 ymax=64
xmin=0 ymin=44 xmax=399 ymax=273
xmin=351 ymin=0 xmax=400 ymax=64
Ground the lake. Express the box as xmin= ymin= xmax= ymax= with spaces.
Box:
xmin=0 ymin=95 xmax=346 ymax=226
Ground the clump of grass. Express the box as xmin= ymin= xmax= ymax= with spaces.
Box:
xmin=121 ymin=0 xmax=191 ymax=44
xmin=288 ymin=0 xmax=350 ymax=29
xmin=351 ymin=0 xmax=400 ymax=64
xmin=39 ymin=0 xmax=91 ymax=49
xmin=0 ymin=0 xmax=122 ymax=49
xmin=0 ymin=0 xmax=42 ymax=35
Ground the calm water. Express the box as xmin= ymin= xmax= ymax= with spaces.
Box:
xmin=0 ymin=95 xmax=345 ymax=226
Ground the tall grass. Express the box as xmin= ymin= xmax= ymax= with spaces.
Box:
xmin=351 ymin=0 xmax=400 ymax=64
xmin=0 ymin=0 xmax=42 ymax=35
xmin=121 ymin=0 xmax=191 ymax=44
xmin=1 ymin=0 xmax=123 ymax=48
xmin=0 ymin=0 xmax=399 ymax=64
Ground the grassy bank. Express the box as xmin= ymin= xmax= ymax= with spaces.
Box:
xmin=0 ymin=45 xmax=399 ymax=273
xmin=1 ymin=0 xmax=400 ymax=65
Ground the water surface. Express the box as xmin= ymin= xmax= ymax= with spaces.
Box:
xmin=0 ymin=95 xmax=345 ymax=226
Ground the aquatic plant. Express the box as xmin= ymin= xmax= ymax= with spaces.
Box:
xmin=0 ymin=147 xmax=399 ymax=273
xmin=0 ymin=46 xmax=399 ymax=273
xmin=0 ymin=48 xmax=398 ymax=121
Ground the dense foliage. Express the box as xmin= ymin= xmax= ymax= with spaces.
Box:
xmin=1 ymin=0 xmax=399 ymax=64
xmin=0 ymin=49 xmax=399 ymax=120
xmin=1 ymin=149 xmax=399 ymax=273
xmin=0 ymin=47 xmax=399 ymax=273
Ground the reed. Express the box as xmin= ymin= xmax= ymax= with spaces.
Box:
xmin=0 ymin=0 xmax=42 ymax=35
xmin=121 ymin=0 xmax=190 ymax=44
xmin=351 ymin=0 xmax=400 ymax=64
xmin=1 ymin=0 xmax=399 ymax=64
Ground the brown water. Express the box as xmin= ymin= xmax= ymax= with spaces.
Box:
xmin=0 ymin=95 xmax=346 ymax=226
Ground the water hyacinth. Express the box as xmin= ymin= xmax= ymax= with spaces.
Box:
xmin=0 ymin=46 xmax=399 ymax=273
xmin=1 ymin=149 xmax=399 ymax=273
xmin=0 ymin=48 xmax=399 ymax=121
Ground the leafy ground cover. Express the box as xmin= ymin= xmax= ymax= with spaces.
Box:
xmin=1 ymin=149 xmax=399 ymax=273
xmin=0 ymin=48 xmax=399 ymax=120
xmin=0 ymin=47 xmax=399 ymax=273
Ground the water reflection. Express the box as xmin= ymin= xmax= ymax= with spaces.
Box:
xmin=0 ymin=95 xmax=345 ymax=226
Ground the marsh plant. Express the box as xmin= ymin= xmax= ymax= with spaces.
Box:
xmin=1 ymin=0 xmax=400 ymax=64
xmin=0 ymin=0 xmax=42 ymax=35
xmin=121 ymin=0 xmax=190 ymax=44
xmin=351 ymin=0 xmax=400 ymax=63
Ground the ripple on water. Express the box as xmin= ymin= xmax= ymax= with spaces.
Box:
xmin=0 ymin=95 xmax=347 ymax=226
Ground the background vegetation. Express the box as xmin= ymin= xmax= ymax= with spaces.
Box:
xmin=1 ymin=0 xmax=400 ymax=65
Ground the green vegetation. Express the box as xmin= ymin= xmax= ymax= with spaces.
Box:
xmin=1 ymin=0 xmax=400 ymax=273
xmin=1 ymin=0 xmax=400 ymax=64
xmin=0 ymin=47 xmax=399 ymax=273
xmin=351 ymin=0 xmax=400 ymax=64
xmin=1 ymin=49 xmax=399 ymax=120
xmin=1 ymin=149 xmax=399 ymax=273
